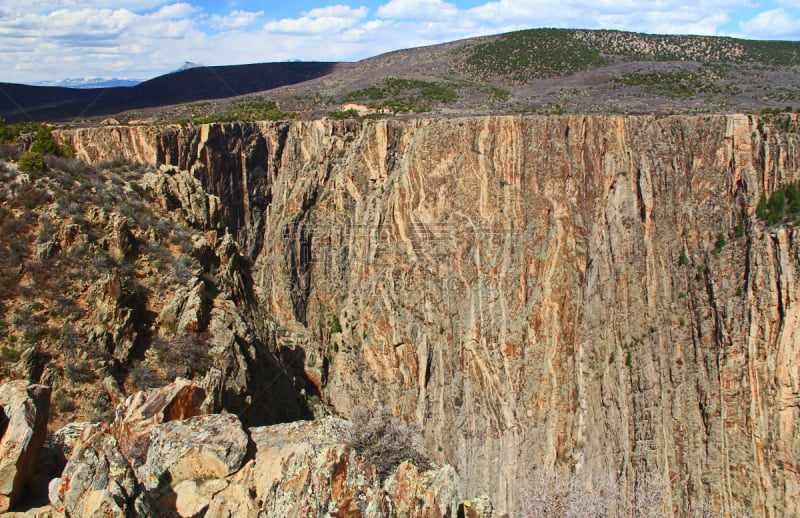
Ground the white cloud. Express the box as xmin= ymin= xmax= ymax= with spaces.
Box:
xmin=209 ymin=10 xmax=264 ymax=29
xmin=740 ymin=8 xmax=800 ymax=38
xmin=263 ymin=5 xmax=368 ymax=35
xmin=377 ymin=0 xmax=459 ymax=22
xmin=1 ymin=0 xmax=172 ymax=15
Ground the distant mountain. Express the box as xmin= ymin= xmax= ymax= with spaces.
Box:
xmin=32 ymin=78 xmax=142 ymax=89
xmin=0 ymin=61 xmax=338 ymax=122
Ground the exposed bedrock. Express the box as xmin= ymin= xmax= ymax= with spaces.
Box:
xmin=64 ymin=114 xmax=800 ymax=516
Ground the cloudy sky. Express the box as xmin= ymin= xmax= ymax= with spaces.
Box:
xmin=2 ymin=0 xmax=800 ymax=84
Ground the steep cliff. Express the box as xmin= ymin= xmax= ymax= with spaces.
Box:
xmin=64 ymin=114 xmax=800 ymax=516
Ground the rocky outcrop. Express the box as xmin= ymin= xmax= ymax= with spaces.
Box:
xmin=112 ymin=379 xmax=206 ymax=465
xmin=51 ymin=393 xmax=464 ymax=518
xmin=0 ymin=382 xmax=50 ymax=512
xmin=48 ymin=425 xmax=140 ymax=517
xmin=58 ymin=114 xmax=800 ymax=516
xmin=137 ymin=413 xmax=248 ymax=490
xmin=141 ymin=165 xmax=221 ymax=230
xmin=222 ymin=417 xmax=460 ymax=518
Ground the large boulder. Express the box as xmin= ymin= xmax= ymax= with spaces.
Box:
xmin=112 ymin=378 xmax=206 ymax=467
xmin=48 ymin=425 xmax=139 ymax=518
xmin=137 ymin=413 xmax=248 ymax=491
xmin=0 ymin=381 xmax=50 ymax=512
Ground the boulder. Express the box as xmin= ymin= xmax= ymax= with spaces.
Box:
xmin=0 ymin=381 xmax=50 ymax=512
xmin=48 ymin=425 xmax=138 ymax=518
xmin=137 ymin=413 xmax=248 ymax=491
xmin=112 ymin=378 xmax=206 ymax=467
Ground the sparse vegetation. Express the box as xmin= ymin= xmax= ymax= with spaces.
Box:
xmin=347 ymin=406 xmax=429 ymax=482
xmin=193 ymin=96 xmax=295 ymax=123
xmin=345 ymin=77 xmax=458 ymax=113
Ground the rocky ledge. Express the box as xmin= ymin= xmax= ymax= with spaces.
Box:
xmin=0 ymin=379 xmax=490 ymax=517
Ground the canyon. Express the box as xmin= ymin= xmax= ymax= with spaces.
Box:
xmin=5 ymin=113 xmax=800 ymax=516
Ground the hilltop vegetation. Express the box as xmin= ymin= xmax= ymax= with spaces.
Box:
xmin=463 ymin=28 xmax=608 ymax=81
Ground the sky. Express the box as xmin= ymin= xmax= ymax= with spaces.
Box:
xmin=2 ymin=0 xmax=800 ymax=84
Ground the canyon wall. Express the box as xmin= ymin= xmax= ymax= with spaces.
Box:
xmin=65 ymin=115 xmax=800 ymax=516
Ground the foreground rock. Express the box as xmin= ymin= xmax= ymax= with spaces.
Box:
xmin=48 ymin=426 xmax=141 ymax=517
xmin=51 ymin=398 xmax=469 ymax=517
xmin=0 ymin=382 xmax=50 ymax=512
xmin=112 ymin=378 xmax=206 ymax=466
xmin=242 ymin=418 xmax=460 ymax=517
xmin=137 ymin=413 xmax=248 ymax=491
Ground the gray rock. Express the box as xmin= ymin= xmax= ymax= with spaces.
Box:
xmin=49 ymin=426 xmax=137 ymax=518
xmin=138 ymin=413 xmax=248 ymax=490
xmin=0 ymin=381 xmax=50 ymax=512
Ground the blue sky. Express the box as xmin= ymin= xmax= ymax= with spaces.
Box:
xmin=2 ymin=0 xmax=800 ymax=83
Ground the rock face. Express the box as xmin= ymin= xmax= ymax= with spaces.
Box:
xmin=62 ymin=114 xmax=800 ymax=515
xmin=0 ymin=382 xmax=50 ymax=512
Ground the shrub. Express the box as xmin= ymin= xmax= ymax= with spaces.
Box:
xmin=129 ymin=362 xmax=163 ymax=391
xmin=65 ymin=361 xmax=97 ymax=384
xmin=31 ymin=124 xmax=59 ymax=156
xmin=713 ymin=233 xmax=725 ymax=254
xmin=756 ymin=182 xmax=800 ymax=226
xmin=17 ymin=151 xmax=46 ymax=172
xmin=347 ymin=406 xmax=429 ymax=481
xmin=172 ymin=257 xmax=194 ymax=284
xmin=151 ymin=333 xmax=211 ymax=381
xmin=52 ymin=390 xmax=75 ymax=414
xmin=328 ymin=109 xmax=361 ymax=120
xmin=517 ymin=469 xmax=619 ymax=518
xmin=0 ymin=117 xmax=16 ymax=143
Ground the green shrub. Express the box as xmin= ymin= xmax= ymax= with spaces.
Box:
xmin=0 ymin=117 xmax=18 ymax=143
xmin=31 ymin=125 xmax=58 ymax=156
xmin=464 ymin=29 xmax=607 ymax=81
xmin=330 ymin=314 xmax=342 ymax=334
xmin=328 ymin=109 xmax=360 ymax=120
xmin=17 ymin=151 xmax=45 ymax=172
xmin=714 ymin=233 xmax=726 ymax=254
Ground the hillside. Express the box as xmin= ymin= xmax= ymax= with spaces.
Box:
xmin=3 ymin=29 xmax=800 ymax=125
xmin=0 ymin=62 xmax=337 ymax=123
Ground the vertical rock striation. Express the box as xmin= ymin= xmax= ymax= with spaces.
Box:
xmin=63 ymin=114 xmax=800 ymax=515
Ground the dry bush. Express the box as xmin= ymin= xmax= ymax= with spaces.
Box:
xmin=151 ymin=333 xmax=211 ymax=381
xmin=347 ymin=405 xmax=429 ymax=482
xmin=517 ymin=469 xmax=618 ymax=518
xmin=128 ymin=362 xmax=163 ymax=392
